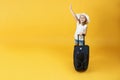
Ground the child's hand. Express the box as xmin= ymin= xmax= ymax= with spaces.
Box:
xmin=78 ymin=34 xmax=81 ymax=36
xmin=79 ymin=33 xmax=82 ymax=36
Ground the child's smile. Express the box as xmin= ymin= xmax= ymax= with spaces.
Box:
xmin=80 ymin=15 xmax=86 ymax=23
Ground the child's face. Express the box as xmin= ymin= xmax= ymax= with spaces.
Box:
xmin=79 ymin=15 xmax=86 ymax=23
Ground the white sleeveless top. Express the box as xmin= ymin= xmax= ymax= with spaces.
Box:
xmin=74 ymin=21 xmax=87 ymax=40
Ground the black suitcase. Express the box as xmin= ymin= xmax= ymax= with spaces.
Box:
xmin=73 ymin=34 xmax=89 ymax=71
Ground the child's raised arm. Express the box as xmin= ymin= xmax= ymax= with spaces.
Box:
xmin=70 ymin=4 xmax=79 ymax=22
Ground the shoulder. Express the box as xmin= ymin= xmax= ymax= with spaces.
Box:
xmin=76 ymin=20 xmax=80 ymax=25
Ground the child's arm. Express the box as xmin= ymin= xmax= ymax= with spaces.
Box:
xmin=70 ymin=4 xmax=79 ymax=21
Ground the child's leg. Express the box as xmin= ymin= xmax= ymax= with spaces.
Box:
xmin=74 ymin=40 xmax=83 ymax=45
xmin=74 ymin=39 xmax=79 ymax=45
xmin=79 ymin=40 xmax=84 ymax=45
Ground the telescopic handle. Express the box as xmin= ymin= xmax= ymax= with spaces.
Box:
xmin=82 ymin=34 xmax=85 ymax=45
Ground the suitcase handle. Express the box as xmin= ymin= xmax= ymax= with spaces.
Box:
xmin=77 ymin=34 xmax=85 ymax=45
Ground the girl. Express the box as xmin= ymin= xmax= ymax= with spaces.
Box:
xmin=70 ymin=4 xmax=90 ymax=45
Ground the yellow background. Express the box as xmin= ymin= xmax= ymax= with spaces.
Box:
xmin=0 ymin=0 xmax=120 ymax=80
